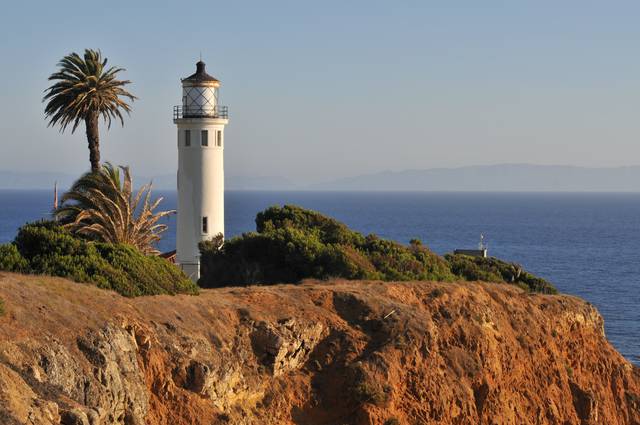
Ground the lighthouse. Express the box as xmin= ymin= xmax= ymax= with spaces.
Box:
xmin=173 ymin=61 xmax=229 ymax=281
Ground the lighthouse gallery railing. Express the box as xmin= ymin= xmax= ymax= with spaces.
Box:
xmin=173 ymin=105 xmax=229 ymax=119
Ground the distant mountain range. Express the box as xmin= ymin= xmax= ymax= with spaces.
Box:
xmin=312 ymin=164 xmax=640 ymax=192
xmin=0 ymin=171 xmax=297 ymax=191
xmin=3 ymin=164 xmax=640 ymax=191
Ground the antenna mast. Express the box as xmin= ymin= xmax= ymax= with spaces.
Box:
xmin=53 ymin=181 xmax=58 ymax=210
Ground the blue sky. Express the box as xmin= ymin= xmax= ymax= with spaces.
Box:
xmin=1 ymin=1 xmax=639 ymax=184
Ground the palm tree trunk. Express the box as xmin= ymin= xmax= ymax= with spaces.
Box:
xmin=85 ymin=112 xmax=100 ymax=173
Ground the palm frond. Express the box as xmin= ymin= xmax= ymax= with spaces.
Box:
xmin=54 ymin=163 xmax=174 ymax=254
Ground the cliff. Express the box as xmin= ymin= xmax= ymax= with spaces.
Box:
xmin=0 ymin=272 xmax=638 ymax=425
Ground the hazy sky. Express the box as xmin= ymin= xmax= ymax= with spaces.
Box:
xmin=1 ymin=1 xmax=639 ymax=184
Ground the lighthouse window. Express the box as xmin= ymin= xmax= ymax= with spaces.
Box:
xmin=201 ymin=130 xmax=208 ymax=146
xmin=216 ymin=130 xmax=222 ymax=147
xmin=184 ymin=130 xmax=191 ymax=147
xmin=202 ymin=216 xmax=208 ymax=233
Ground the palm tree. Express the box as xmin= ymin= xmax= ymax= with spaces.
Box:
xmin=54 ymin=163 xmax=174 ymax=255
xmin=44 ymin=49 xmax=136 ymax=173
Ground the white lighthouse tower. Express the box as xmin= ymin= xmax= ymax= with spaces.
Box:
xmin=173 ymin=61 xmax=229 ymax=280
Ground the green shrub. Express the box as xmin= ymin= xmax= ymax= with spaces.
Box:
xmin=95 ymin=243 xmax=199 ymax=296
xmin=0 ymin=298 xmax=5 ymax=316
xmin=429 ymin=288 xmax=445 ymax=298
xmin=363 ymin=236 xmax=454 ymax=282
xmin=256 ymin=204 xmax=365 ymax=246
xmin=0 ymin=244 xmax=28 ymax=272
xmin=353 ymin=381 xmax=388 ymax=406
xmin=200 ymin=228 xmax=356 ymax=286
xmin=200 ymin=205 xmax=455 ymax=287
xmin=199 ymin=205 xmax=556 ymax=293
xmin=5 ymin=221 xmax=198 ymax=297
xmin=445 ymin=254 xmax=557 ymax=294
xmin=565 ymin=364 xmax=574 ymax=378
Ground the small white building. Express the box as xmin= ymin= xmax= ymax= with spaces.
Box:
xmin=173 ymin=61 xmax=229 ymax=281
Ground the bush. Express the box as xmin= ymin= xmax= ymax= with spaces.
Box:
xmin=200 ymin=228 xmax=357 ymax=285
xmin=256 ymin=205 xmax=365 ymax=246
xmin=363 ymin=236 xmax=454 ymax=282
xmin=0 ymin=244 xmax=28 ymax=272
xmin=429 ymin=288 xmax=445 ymax=298
xmin=445 ymin=254 xmax=557 ymax=294
xmin=3 ymin=221 xmax=198 ymax=297
xmin=353 ymin=381 xmax=388 ymax=406
xmin=200 ymin=205 xmax=455 ymax=287
xmin=200 ymin=205 xmax=557 ymax=293
xmin=95 ymin=243 xmax=199 ymax=296
xmin=0 ymin=298 xmax=4 ymax=316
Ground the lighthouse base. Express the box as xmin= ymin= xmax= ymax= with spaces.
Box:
xmin=178 ymin=261 xmax=200 ymax=283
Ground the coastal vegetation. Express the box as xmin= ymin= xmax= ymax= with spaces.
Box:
xmin=445 ymin=253 xmax=556 ymax=294
xmin=0 ymin=200 xmax=555 ymax=296
xmin=0 ymin=243 xmax=28 ymax=272
xmin=199 ymin=204 xmax=557 ymax=294
xmin=199 ymin=204 xmax=453 ymax=285
xmin=43 ymin=49 xmax=136 ymax=173
xmin=54 ymin=163 xmax=173 ymax=255
xmin=0 ymin=163 xmax=190 ymax=296
xmin=0 ymin=221 xmax=197 ymax=297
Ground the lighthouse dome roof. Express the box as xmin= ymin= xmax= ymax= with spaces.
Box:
xmin=182 ymin=61 xmax=220 ymax=87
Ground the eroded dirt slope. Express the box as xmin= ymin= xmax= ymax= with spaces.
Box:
xmin=0 ymin=272 xmax=638 ymax=425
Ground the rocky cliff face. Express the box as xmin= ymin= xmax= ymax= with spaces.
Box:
xmin=0 ymin=272 xmax=638 ymax=425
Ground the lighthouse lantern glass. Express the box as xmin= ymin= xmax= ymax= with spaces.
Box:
xmin=182 ymin=86 xmax=218 ymax=116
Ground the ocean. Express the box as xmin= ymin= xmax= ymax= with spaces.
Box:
xmin=1 ymin=190 xmax=638 ymax=365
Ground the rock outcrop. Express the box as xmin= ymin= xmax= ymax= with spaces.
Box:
xmin=0 ymin=272 xmax=638 ymax=424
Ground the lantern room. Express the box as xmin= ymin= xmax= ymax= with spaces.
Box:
xmin=173 ymin=61 xmax=228 ymax=119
